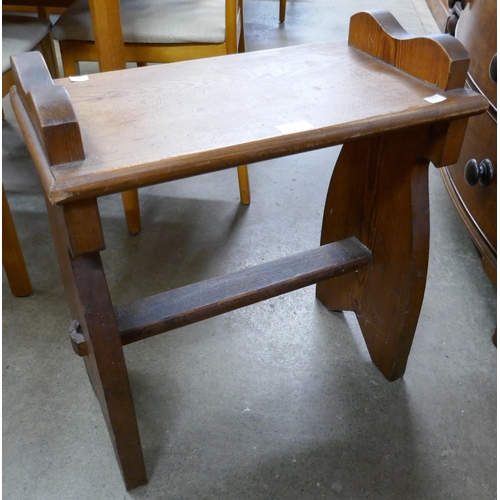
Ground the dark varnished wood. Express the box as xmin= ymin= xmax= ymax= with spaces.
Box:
xmin=443 ymin=0 xmax=497 ymax=285
xmin=8 ymin=10 xmax=490 ymax=491
xmin=10 ymin=52 xmax=84 ymax=166
xmin=427 ymin=0 xmax=497 ymax=287
xmin=44 ymin=197 xmax=147 ymax=490
xmin=115 ymin=238 xmax=372 ymax=346
xmin=441 ymin=108 xmax=497 ymax=283
xmin=455 ymin=0 xmax=496 ymax=107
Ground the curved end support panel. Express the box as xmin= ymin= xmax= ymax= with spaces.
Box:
xmin=316 ymin=126 xmax=436 ymax=381
xmin=348 ymin=10 xmax=470 ymax=90
xmin=10 ymin=52 xmax=85 ymax=166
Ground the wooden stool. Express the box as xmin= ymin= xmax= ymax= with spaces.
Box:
xmin=9 ymin=11 xmax=487 ymax=491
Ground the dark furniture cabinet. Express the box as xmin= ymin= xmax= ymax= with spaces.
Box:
xmin=426 ymin=0 xmax=497 ymax=285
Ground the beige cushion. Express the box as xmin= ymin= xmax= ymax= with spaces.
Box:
xmin=52 ymin=0 xmax=227 ymax=45
xmin=2 ymin=15 xmax=52 ymax=74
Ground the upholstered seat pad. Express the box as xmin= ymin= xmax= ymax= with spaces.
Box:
xmin=52 ymin=0 xmax=227 ymax=45
xmin=2 ymin=16 xmax=52 ymax=73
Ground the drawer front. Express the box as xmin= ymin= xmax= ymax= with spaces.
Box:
xmin=444 ymin=108 xmax=497 ymax=253
xmin=456 ymin=0 xmax=497 ymax=107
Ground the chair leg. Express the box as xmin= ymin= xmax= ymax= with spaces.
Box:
xmin=279 ymin=0 xmax=286 ymax=23
xmin=37 ymin=6 xmax=60 ymax=78
xmin=238 ymin=0 xmax=246 ymax=53
xmin=121 ymin=190 xmax=141 ymax=234
xmin=237 ymin=165 xmax=250 ymax=205
xmin=59 ymin=41 xmax=80 ymax=78
xmin=40 ymin=35 xmax=60 ymax=79
xmin=2 ymin=185 xmax=32 ymax=297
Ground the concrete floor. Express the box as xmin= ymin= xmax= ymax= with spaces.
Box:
xmin=2 ymin=0 xmax=497 ymax=498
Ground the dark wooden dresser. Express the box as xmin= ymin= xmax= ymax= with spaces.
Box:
xmin=426 ymin=0 xmax=497 ymax=286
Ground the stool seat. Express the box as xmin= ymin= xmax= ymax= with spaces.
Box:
xmin=2 ymin=15 xmax=52 ymax=73
xmin=52 ymin=0 xmax=227 ymax=45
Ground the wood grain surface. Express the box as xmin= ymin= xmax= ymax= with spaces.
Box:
xmin=11 ymin=40 xmax=487 ymax=205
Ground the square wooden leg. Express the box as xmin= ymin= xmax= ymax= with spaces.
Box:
xmin=45 ymin=196 xmax=147 ymax=490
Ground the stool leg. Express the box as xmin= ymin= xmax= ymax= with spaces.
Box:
xmin=316 ymin=127 xmax=432 ymax=381
xmin=45 ymin=197 xmax=147 ymax=490
xmin=2 ymin=185 xmax=32 ymax=297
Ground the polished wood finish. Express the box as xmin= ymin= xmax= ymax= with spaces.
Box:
xmin=427 ymin=0 xmax=497 ymax=285
xmin=454 ymin=0 xmax=496 ymax=106
xmin=11 ymin=53 xmax=84 ymax=166
xmin=442 ymin=109 xmax=497 ymax=284
xmin=9 ymin=11 xmax=487 ymax=490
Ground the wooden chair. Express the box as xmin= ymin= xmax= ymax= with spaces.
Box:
xmin=52 ymin=0 xmax=251 ymax=215
xmin=2 ymin=14 xmax=59 ymax=296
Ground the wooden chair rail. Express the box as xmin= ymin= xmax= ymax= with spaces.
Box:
xmin=116 ymin=237 xmax=371 ymax=346
xmin=69 ymin=237 xmax=372 ymax=355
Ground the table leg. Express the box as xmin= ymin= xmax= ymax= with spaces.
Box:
xmin=316 ymin=126 xmax=433 ymax=381
xmin=45 ymin=196 xmax=147 ymax=490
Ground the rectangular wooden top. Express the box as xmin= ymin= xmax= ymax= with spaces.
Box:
xmin=11 ymin=40 xmax=487 ymax=204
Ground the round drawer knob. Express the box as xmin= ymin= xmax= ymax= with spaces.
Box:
xmin=464 ymin=159 xmax=494 ymax=187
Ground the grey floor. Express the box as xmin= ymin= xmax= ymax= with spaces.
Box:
xmin=2 ymin=0 xmax=497 ymax=499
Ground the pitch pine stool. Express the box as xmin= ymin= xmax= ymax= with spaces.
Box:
xmin=10 ymin=11 xmax=487 ymax=490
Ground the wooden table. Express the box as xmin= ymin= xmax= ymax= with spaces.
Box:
xmin=9 ymin=11 xmax=487 ymax=491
